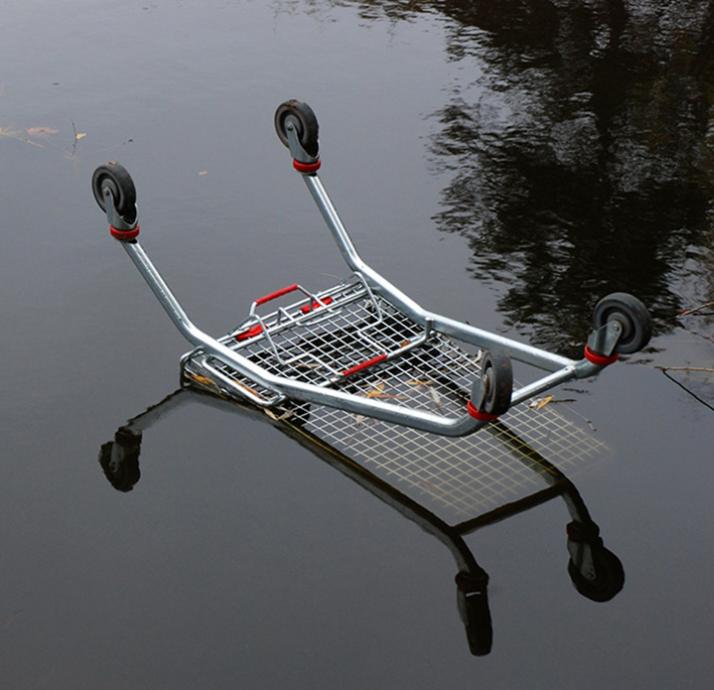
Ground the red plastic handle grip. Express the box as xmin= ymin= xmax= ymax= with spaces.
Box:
xmin=255 ymin=283 xmax=300 ymax=306
xmin=342 ymin=354 xmax=387 ymax=377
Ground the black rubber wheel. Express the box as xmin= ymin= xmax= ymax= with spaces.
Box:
xmin=98 ymin=428 xmax=141 ymax=493
xmin=91 ymin=161 xmax=137 ymax=224
xmin=462 ymin=592 xmax=493 ymax=656
xmin=455 ymin=571 xmax=492 ymax=656
xmin=274 ymin=100 xmax=319 ymax=157
xmin=568 ymin=546 xmax=625 ymax=602
xmin=472 ymin=350 xmax=513 ymax=416
xmin=592 ymin=292 xmax=651 ymax=355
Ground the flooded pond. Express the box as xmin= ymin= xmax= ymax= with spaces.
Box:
xmin=1 ymin=1 xmax=713 ymax=688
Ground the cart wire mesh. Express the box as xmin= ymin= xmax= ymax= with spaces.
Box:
xmin=185 ymin=275 xmax=609 ymax=523
xmin=270 ymin=400 xmax=607 ymax=525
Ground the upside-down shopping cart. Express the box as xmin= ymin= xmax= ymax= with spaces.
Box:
xmin=90 ymin=100 xmax=652 ymax=435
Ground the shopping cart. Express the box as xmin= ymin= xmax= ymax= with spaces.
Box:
xmin=90 ymin=99 xmax=652 ymax=435
xmin=99 ymin=386 xmax=623 ymax=656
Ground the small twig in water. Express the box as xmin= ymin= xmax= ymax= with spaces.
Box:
xmin=659 ymin=369 xmax=714 ymax=412
xmin=678 ymin=300 xmax=714 ymax=316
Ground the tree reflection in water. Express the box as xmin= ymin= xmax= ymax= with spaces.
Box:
xmin=304 ymin=0 xmax=714 ymax=353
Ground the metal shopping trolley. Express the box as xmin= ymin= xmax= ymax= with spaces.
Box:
xmin=99 ymin=386 xmax=623 ymax=656
xmin=90 ymin=99 xmax=652 ymax=434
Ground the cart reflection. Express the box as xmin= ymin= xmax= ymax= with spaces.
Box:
xmin=99 ymin=382 xmax=623 ymax=656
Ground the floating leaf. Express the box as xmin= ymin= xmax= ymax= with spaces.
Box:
xmin=198 ymin=170 xmax=208 ymax=176
xmin=528 ymin=395 xmax=576 ymax=409
xmin=0 ymin=126 xmax=43 ymax=147
xmin=74 ymin=132 xmax=87 ymax=141
xmin=26 ymin=126 xmax=58 ymax=136
xmin=529 ymin=395 xmax=553 ymax=410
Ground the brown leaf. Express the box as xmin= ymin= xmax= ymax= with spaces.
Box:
xmin=26 ymin=127 xmax=58 ymax=136
xmin=529 ymin=395 xmax=553 ymax=410
xmin=365 ymin=382 xmax=386 ymax=398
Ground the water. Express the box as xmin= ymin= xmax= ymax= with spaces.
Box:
xmin=1 ymin=1 xmax=713 ymax=688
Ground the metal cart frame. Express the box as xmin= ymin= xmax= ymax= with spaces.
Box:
xmin=91 ymin=100 xmax=652 ymax=436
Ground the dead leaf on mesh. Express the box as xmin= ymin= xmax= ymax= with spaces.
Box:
xmin=400 ymin=339 xmax=411 ymax=348
xmin=429 ymin=387 xmax=443 ymax=409
xmin=26 ymin=127 xmax=58 ymax=136
xmin=407 ymin=379 xmax=433 ymax=387
xmin=364 ymin=381 xmax=405 ymax=400
xmin=265 ymin=408 xmax=294 ymax=422
xmin=365 ymin=382 xmax=385 ymax=397
xmin=236 ymin=381 xmax=260 ymax=397
xmin=187 ymin=372 xmax=220 ymax=392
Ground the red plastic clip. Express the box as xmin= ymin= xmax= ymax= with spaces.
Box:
xmin=466 ymin=401 xmax=499 ymax=422
xmin=293 ymin=159 xmax=321 ymax=174
xmin=235 ymin=324 xmax=264 ymax=341
xmin=583 ymin=345 xmax=619 ymax=367
xmin=110 ymin=224 xmax=140 ymax=240
xmin=300 ymin=296 xmax=334 ymax=314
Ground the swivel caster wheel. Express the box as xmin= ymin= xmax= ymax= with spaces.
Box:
xmin=592 ymin=292 xmax=652 ymax=354
xmin=91 ymin=161 xmax=138 ymax=225
xmin=471 ymin=350 xmax=513 ymax=417
xmin=274 ymin=100 xmax=320 ymax=158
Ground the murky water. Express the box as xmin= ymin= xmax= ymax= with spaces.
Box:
xmin=1 ymin=1 xmax=713 ymax=688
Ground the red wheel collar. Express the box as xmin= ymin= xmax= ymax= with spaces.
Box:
xmin=466 ymin=401 xmax=499 ymax=422
xmin=110 ymin=224 xmax=140 ymax=240
xmin=583 ymin=345 xmax=619 ymax=367
xmin=293 ymin=159 xmax=321 ymax=174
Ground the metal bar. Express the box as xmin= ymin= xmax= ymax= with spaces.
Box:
xmin=302 ymin=174 xmax=576 ymax=372
xmin=509 ymin=367 xmax=577 ymax=406
xmin=120 ymin=240 xmax=484 ymax=436
xmin=120 ymin=236 xmax=584 ymax=435
xmin=255 ymin=283 xmax=300 ymax=305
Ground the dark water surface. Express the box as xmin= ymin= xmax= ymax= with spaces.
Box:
xmin=2 ymin=1 xmax=713 ymax=688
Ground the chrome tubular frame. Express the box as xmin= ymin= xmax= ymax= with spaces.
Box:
xmin=107 ymin=140 xmax=604 ymax=437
